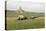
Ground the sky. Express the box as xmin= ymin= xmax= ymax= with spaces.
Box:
xmin=7 ymin=0 xmax=45 ymax=13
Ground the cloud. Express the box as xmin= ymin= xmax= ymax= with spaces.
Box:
xmin=7 ymin=0 xmax=44 ymax=12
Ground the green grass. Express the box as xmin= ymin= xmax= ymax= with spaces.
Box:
xmin=6 ymin=10 xmax=45 ymax=30
xmin=6 ymin=16 xmax=44 ymax=30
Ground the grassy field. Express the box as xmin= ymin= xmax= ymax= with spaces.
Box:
xmin=6 ymin=10 xmax=45 ymax=30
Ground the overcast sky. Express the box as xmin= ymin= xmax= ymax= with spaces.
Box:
xmin=7 ymin=0 xmax=44 ymax=13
